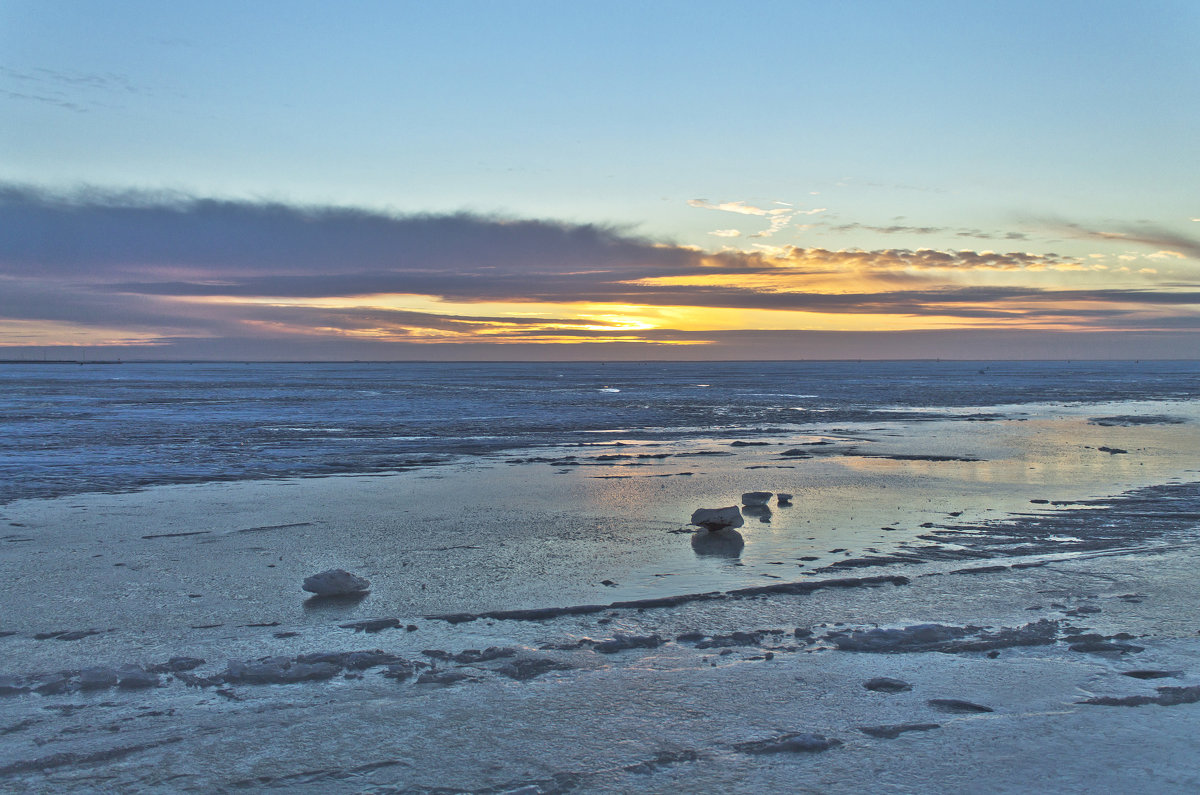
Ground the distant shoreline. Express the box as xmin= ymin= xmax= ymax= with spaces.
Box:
xmin=1 ymin=358 xmax=1197 ymax=365
xmin=0 ymin=359 xmax=122 ymax=365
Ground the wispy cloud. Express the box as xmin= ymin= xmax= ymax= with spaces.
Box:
xmin=688 ymin=198 xmax=825 ymax=239
xmin=0 ymin=87 xmax=88 ymax=112
xmin=0 ymin=65 xmax=144 ymax=112
xmin=1048 ymin=220 xmax=1200 ymax=260
xmin=830 ymin=222 xmax=1030 ymax=241
xmin=686 ymin=199 xmax=789 ymax=217
xmin=749 ymin=214 xmax=794 ymax=239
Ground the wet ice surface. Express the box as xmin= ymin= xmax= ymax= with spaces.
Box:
xmin=2 ymin=387 xmax=1200 ymax=790
xmin=3 ymin=399 xmax=1198 ymax=639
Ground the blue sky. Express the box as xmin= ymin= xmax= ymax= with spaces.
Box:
xmin=1 ymin=1 xmax=1198 ymax=358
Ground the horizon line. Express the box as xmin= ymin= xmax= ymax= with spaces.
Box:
xmin=2 ymin=358 xmax=1197 ymax=365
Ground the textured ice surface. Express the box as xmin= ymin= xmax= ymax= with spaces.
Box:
xmin=2 ymin=547 xmax=1200 ymax=792
xmin=2 ymin=363 xmax=1199 ymax=791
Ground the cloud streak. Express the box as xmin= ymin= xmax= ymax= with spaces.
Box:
xmin=1056 ymin=222 xmax=1200 ymax=260
xmin=686 ymin=199 xmax=789 ymax=217
xmin=688 ymin=197 xmax=825 ymax=238
xmin=829 ymin=222 xmax=1030 ymax=241
xmin=0 ymin=65 xmax=143 ymax=113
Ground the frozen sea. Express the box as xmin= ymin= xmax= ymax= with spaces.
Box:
xmin=2 ymin=360 xmax=1200 ymax=792
xmin=3 ymin=359 xmax=1198 ymax=503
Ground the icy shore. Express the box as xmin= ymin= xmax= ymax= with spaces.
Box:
xmin=2 ymin=406 xmax=1199 ymax=792
xmin=2 ymin=541 xmax=1200 ymax=793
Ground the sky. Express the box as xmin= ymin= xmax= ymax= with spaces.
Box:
xmin=1 ymin=0 xmax=1198 ymax=360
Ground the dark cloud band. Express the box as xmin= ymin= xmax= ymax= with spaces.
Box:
xmin=1 ymin=184 xmax=1197 ymax=353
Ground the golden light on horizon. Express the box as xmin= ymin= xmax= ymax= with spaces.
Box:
xmin=168 ymin=292 xmax=1030 ymax=338
xmin=0 ymin=318 xmax=172 ymax=347
xmin=5 ymin=281 xmax=1193 ymax=349
xmin=85 ymin=276 xmax=1191 ymax=351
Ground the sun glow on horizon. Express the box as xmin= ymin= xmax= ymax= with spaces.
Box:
xmin=148 ymin=289 xmax=1168 ymax=345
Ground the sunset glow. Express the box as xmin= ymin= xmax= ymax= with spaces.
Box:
xmin=1 ymin=2 xmax=1196 ymax=359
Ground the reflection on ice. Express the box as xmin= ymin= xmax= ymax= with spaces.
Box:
xmin=691 ymin=528 xmax=745 ymax=557
xmin=742 ymin=504 xmax=772 ymax=523
xmin=302 ymin=592 xmax=370 ymax=613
